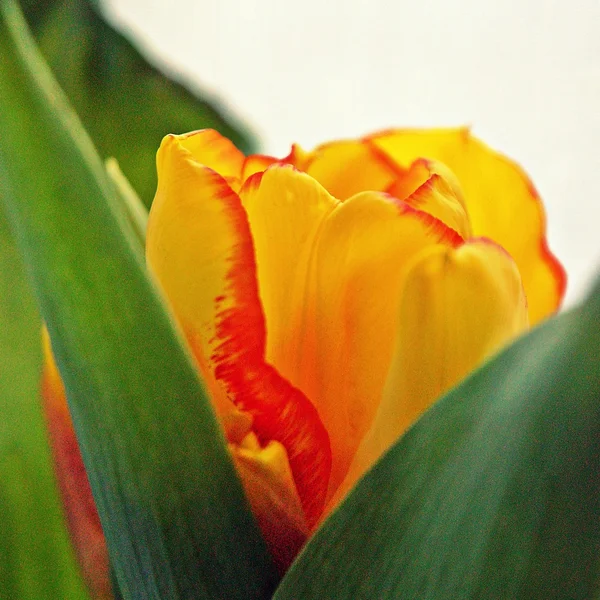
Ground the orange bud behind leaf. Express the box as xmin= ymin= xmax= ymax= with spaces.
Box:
xmin=41 ymin=331 xmax=111 ymax=599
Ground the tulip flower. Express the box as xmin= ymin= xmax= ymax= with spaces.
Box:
xmin=42 ymin=128 xmax=565 ymax=595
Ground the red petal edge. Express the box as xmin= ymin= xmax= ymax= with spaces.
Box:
xmin=193 ymin=178 xmax=332 ymax=528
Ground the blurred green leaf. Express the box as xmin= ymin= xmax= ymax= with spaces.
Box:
xmin=0 ymin=210 xmax=91 ymax=599
xmin=20 ymin=0 xmax=255 ymax=205
xmin=0 ymin=0 xmax=276 ymax=598
xmin=276 ymin=281 xmax=600 ymax=599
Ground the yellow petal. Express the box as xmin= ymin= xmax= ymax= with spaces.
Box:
xmin=369 ymin=128 xmax=566 ymax=324
xmin=331 ymin=238 xmax=529 ymax=509
xmin=175 ymin=128 xmax=245 ymax=187
xmin=239 ymin=165 xmax=339 ymax=373
xmin=240 ymin=164 xmax=464 ymax=498
xmin=147 ymin=134 xmax=332 ymax=526
xmin=146 ymin=132 xmax=253 ymax=414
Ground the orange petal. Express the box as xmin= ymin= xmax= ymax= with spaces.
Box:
xmin=301 ymin=139 xmax=401 ymax=200
xmin=239 ymin=164 xmax=464 ymax=498
xmin=280 ymin=143 xmax=311 ymax=171
xmin=41 ymin=330 xmax=111 ymax=600
xmin=331 ymin=238 xmax=529 ymax=510
xmin=146 ymin=134 xmax=331 ymax=527
xmin=241 ymin=154 xmax=278 ymax=181
xmin=369 ymin=128 xmax=566 ymax=324
xmin=388 ymin=158 xmax=472 ymax=239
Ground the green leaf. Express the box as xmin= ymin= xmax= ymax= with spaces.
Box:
xmin=0 ymin=1 xmax=276 ymax=598
xmin=0 ymin=210 xmax=91 ymax=600
xmin=105 ymin=157 xmax=148 ymax=251
xmin=276 ymin=280 xmax=600 ymax=599
xmin=20 ymin=0 xmax=255 ymax=206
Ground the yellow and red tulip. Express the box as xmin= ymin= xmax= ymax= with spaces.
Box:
xmin=42 ymin=128 xmax=565 ymax=593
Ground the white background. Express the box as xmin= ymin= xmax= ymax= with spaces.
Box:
xmin=105 ymin=0 xmax=600 ymax=306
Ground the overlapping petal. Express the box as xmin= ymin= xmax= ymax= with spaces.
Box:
xmin=389 ymin=158 xmax=472 ymax=239
xmin=239 ymin=166 xmax=338 ymax=374
xmin=300 ymin=139 xmax=400 ymax=200
xmin=331 ymin=238 xmax=530 ymax=507
xmin=239 ymin=163 xmax=464 ymax=496
xmin=241 ymin=154 xmax=278 ymax=181
xmin=367 ymin=128 xmax=565 ymax=324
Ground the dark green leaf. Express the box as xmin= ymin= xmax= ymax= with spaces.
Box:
xmin=276 ymin=280 xmax=600 ymax=599
xmin=20 ymin=0 xmax=255 ymax=205
xmin=0 ymin=1 xmax=276 ymax=598
xmin=0 ymin=210 xmax=91 ymax=600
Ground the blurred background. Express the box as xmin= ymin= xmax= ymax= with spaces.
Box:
xmin=101 ymin=0 xmax=599 ymax=307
